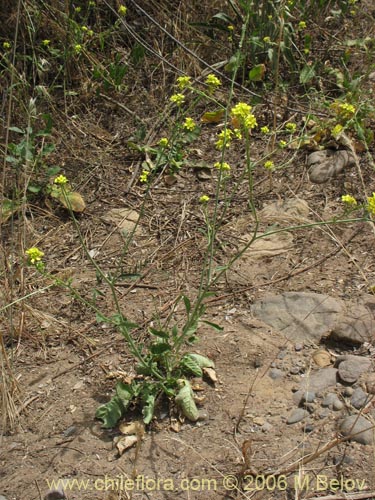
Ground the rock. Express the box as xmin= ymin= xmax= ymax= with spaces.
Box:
xmin=261 ymin=422 xmax=273 ymax=432
xmin=290 ymin=366 xmax=300 ymax=375
xmin=295 ymin=343 xmax=303 ymax=351
xmin=287 ymin=408 xmax=309 ymax=424
xmin=329 ymin=300 xmax=375 ymax=345
xmin=322 ymin=392 xmax=343 ymax=410
xmin=304 ymin=424 xmax=314 ymax=433
xmin=337 ymin=356 xmax=372 ymax=384
xmin=300 ymin=367 xmax=338 ymax=392
xmin=365 ymin=373 xmax=375 ymax=394
xmin=343 ymin=386 xmax=354 ymax=397
xmin=340 ymin=415 xmax=373 ymax=445
xmin=318 ymin=408 xmax=330 ymax=419
xmin=307 ymin=149 xmax=355 ymax=184
xmin=293 ymin=390 xmax=316 ymax=405
xmin=0 ymin=496 xmax=8 ymax=500
xmin=312 ymin=349 xmax=331 ymax=367
xmin=44 ymin=486 xmax=66 ymax=500
xmin=351 ymin=388 xmax=368 ymax=409
xmin=251 ymin=292 xmax=344 ymax=343
xmin=269 ymin=368 xmax=283 ymax=380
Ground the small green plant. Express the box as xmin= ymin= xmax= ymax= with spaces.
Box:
xmin=95 ymin=296 xmax=219 ymax=427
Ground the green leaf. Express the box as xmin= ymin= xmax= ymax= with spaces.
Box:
xmin=248 ymin=64 xmax=266 ymax=82
xmin=201 ymin=320 xmax=223 ymax=332
xmin=172 ymin=325 xmax=178 ymax=339
xmin=95 ymin=396 xmax=126 ymax=428
xmin=46 ymin=166 xmax=60 ymax=177
xmin=183 ymin=295 xmax=191 ymax=314
xmin=8 ymin=126 xmax=24 ymax=134
xmin=150 ymin=342 xmax=171 ymax=355
xmin=300 ymin=64 xmax=316 ymax=84
xmin=142 ymin=389 xmax=156 ymax=424
xmin=175 ymin=380 xmax=199 ymax=422
xmin=27 ymin=184 xmax=42 ymax=194
xmin=149 ymin=327 xmax=169 ymax=339
xmin=186 ymin=353 xmax=215 ymax=369
xmin=116 ymin=381 xmax=134 ymax=406
xmin=96 ymin=311 xmax=110 ymax=323
xmin=180 ymin=355 xmax=202 ymax=377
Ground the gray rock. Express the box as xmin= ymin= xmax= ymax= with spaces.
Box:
xmin=351 ymin=388 xmax=368 ymax=409
xmin=340 ymin=415 xmax=374 ymax=445
xmin=343 ymin=386 xmax=354 ymax=397
xmin=318 ymin=408 xmax=330 ymax=419
xmin=304 ymin=424 xmax=314 ymax=433
xmin=261 ymin=422 xmax=273 ymax=432
xmin=332 ymin=398 xmax=344 ymax=411
xmin=337 ymin=356 xmax=372 ymax=384
xmin=295 ymin=343 xmax=303 ymax=351
xmin=290 ymin=366 xmax=300 ymax=375
xmin=287 ymin=408 xmax=309 ymax=424
xmin=330 ymin=300 xmax=375 ymax=345
xmin=269 ymin=368 xmax=283 ymax=380
xmin=307 ymin=149 xmax=355 ymax=184
xmin=251 ymin=292 xmax=344 ymax=342
xmin=300 ymin=367 xmax=338 ymax=392
xmin=322 ymin=393 xmax=338 ymax=408
xmin=293 ymin=390 xmax=315 ymax=405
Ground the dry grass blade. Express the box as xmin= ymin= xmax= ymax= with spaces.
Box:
xmin=0 ymin=334 xmax=20 ymax=434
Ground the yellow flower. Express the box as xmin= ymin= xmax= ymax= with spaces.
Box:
xmin=298 ymin=21 xmax=307 ymax=30
xmin=331 ymin=124 xmax=343 ymax=138
xmin=231 ymin=102 xmax=257 ymax=130
xmin=263 ymin=36 xmax=271 ymax=44
xmin=286 ymin=122 xmax=297 ymax=133
xmin=264 ymin=160 xmax=275 ymax=171
xmin=3 ymin=41 xmax=11 ymax=49
xmin=54 ymin=175 xmax=68 ymax=185
xmin=159 ymin=137 xmax=169 ymax=147
xmin=205 ymin=74 xmax=221 ymax=92
xmin=260 ymin=126 xmax=270 ymax=134
xmin=74 ymin=44 xmax=82 ymax=54
xmin=170 ymin=93 xmax=185 ymax=106
xmin=183 ymin=117 xmax=196 ymax=131
xmin=279 ymin=140 xmax=287 ymax=148
xmin=42 ymin=39 xmax=50 ymax=46
xmin=227 ymin=25 xmax=234 ymax=31
xmin=26 ymin=247 xmax=44 ymax=264
xmin=215 ymin=129 xmax=233 ymax=150
xmin=199 ymin=195 xmax=210 ymax=203
xmin=89 ymin=1 xmax=96 ymax=6
xmin=367 ymin=193 xmax=375 ymax=215
xmin=214 ymin=161 xmax=231 ymax=171
xmin=233 ymin=128 xmax=242 ymax=140
xmin=140 ymin=170 xmax=150 ymax=183
xmin=74 ymin=6 xmax=81 ymax=12
xmin=341 ymin=194 xmax=357 ymax=206
xmin=118 ymin=5 xmax=127 ymax=15
xmin=338 ymin=102 xmax=356 ymax=119
xmin=176 ymin=76 xmax=191 ymax=90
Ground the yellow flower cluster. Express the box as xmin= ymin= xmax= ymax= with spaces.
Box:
xmin=183 ymin=117 xmax=196 ymax=131
xmin=367 ymin=193 xmax=375 ymax=215
xmin=264 ymin=160 xmax=275 ymax=171
xmin=26 ymin=247 xmax=44 ymax=264
xmin=170 ymin=93 xmax=185 ymax=106
xmin=54 ymin=175 xmax=68 ymax=185
xmin=215 ymin=129 xmax=233 ymax=150
xmin=341 ymin=194 xmax=357 ymax=206
xmin=176 ymin=76 xmax=191 ymax=90
xmin=260 ymin=126 xmax=270 ymax=134
xmin=140 ymin=170 xmax=150 ymax=183
xmin=159 ymin=137 xmax=169 ymax=147
xmin=331 ymin=124 xmax=343 ymax=138
xmin=118 ymin=5 xmax=127 ymax=15
xmin=214 ymin=161 xmax=231 ymax=171
xmin=200 ymin=195 xmax=210 ymax=203
xmin=285 ymin=122 xmax=297 ymax=133
xmin=205 ymin=74 xmax=221 ymax=93
xmin=231 ymin=102 xmax=257 ymax=130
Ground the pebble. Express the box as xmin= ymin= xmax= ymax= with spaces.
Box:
xmin=295 ymin=343 xmax=303 ymax=352
xmin=350 ymin=388 xmax=368 ymax=409
xmin=337 ymin=356 xmax=372 ymax=384
xmin=322 ymin=393 xmax=343 ymax=410
xmin=299 ymin=367 xmax=338 ymax=392
xmin=304 ymin=424 xmax=314 ymax=433
xmin=287 ymin=408 xmax=309 ymax=424
xmin=318 ymin=408 xmax=330 ymax=419
xmin=293 ymin=390 xmax=315 ymax=405
xmin=290 ymin=366 xmax=300 ymax=375
xmin=269 ymin=368 xmax=284 ymax=380
xmin=343 ymin=386 xmax=354 ymax=397
xmin=340 ymin=415 xmax=373 ymax=445
xmin=261 ymin=422 xmax=273 ymax=432
xmin=365 ymin=373 xmax=375 ymax=395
